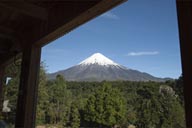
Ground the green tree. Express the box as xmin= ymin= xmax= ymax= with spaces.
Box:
xmin=84 ymin=82 xmax=126 ymax=127
xmin=70 ymin=102 xmax=80 ymax=128
xmin=47 ymin=74 xmax=72 ymax=126
xmin=175 ymin=75 xmax=184 ymax=105
xmin=159 ymin=90 xmax=185 ymax=128
xmin=3 ymin=61 xmax=21 ymax=124
xmin=135 ymin=84 xmax=185 ymax=128
xmin=135 ymin=87 xmax=161 ymax=128
xmin=36 ymin=63 xmax=49 ymax=125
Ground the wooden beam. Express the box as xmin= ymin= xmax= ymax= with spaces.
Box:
xmin=0 ymin=2 xmax=48 ymax=20
xmin=0 ymin=26 xmax=21 ymax=48
xmin=0 ymin=32 xmax=16 ymax=43
xmin=0 ymin=26 xmax=15 ymax=40
xmin=15 ymin=45 xmax=41 ymax=128
xmin=0 ymin=26 xmax=14 ymax=34
xmin=0 ymin=66 xmax=5 ymax=118
xmin=36 ymin=0 xmax=127 ymax=47
xmin=176 ymin=1 xmax=192 ymax=128
xmin=0 ymin=53 xmax=22 ymax=76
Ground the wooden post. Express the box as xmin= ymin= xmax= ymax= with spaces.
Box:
xmin=15 ymin=45 xmax=41 ymax=128
xmin=176 ymin=1 xmax=192 ymax=128
xmin=0 ymin=66 xmax=5 ymax=118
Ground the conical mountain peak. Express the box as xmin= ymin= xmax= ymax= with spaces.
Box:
xmin=48 ymin=53 xmax=166 ymax=81
xmin=79 ymin=53 xmax=119 ymax=66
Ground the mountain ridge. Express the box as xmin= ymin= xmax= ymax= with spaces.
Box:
xmin=47 ymin=53 xmax=170 ymax=82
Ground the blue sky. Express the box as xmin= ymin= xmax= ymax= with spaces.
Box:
xmin=41 ymin=0 xmax=181 ymax=79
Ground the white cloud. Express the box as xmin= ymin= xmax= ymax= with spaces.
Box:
xmin=100 ymin=12 xmax=119 ymax=20
xmin=127 ymin=51 xmax=159 ymax=56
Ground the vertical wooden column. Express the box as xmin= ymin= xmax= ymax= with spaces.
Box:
xmin=176 ymin=1 xmax=192 ymax=128
xmin=0 ymin=66 xmax=5 ymax=118
xmin=15 ymin=45 xmax=41 ymax=128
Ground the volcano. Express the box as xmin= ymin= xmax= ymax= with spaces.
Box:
xmin=48 ymin=53 xmax=166 ymax=82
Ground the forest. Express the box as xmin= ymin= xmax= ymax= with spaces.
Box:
xmin=1 ymin=63 xmax=185 ymax=128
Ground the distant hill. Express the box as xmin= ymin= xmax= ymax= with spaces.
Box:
xmin=48 ymin=53 xmax=170 ymax=82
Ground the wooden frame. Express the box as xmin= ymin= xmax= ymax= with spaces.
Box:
xmin=176 ymin=1 xmax=192 ymax=128
xmin=0 ymin=2 xmax=48 ymax=20
xmin=15 ymin=45 xmax=41 ymax=128
xmin=1 ymin=0 xmax=192 ymax=127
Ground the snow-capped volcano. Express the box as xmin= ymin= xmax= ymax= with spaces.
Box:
xmin=79 ymin=53 xmax=119 ymax=66
xmin=48 ymin=53 xmax=166 ymax=82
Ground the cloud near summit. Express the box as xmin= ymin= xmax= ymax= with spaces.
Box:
xmin=127 ymin=51 xmax=159 ymax=56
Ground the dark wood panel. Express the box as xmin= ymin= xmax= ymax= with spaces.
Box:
xmin=176 ymin=1 xmax=192 ymax=127
xmin=15 ymin=45 xmax=41 ymax=128
xmin=0 ymin=2 xmax=48 ymax=20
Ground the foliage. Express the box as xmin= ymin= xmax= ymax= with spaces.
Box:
xmin=3 ymin=62 xmax=185 ymax=128
xmin=70 ymin=101 xmax=80 ymax=128
xmin=84 ymin=82 xmax=127 ymax=127
xmin=36 ymin=63 xmax=49 ymax=124
xmin=3 ymin=61 xmax=21 ymax=124
xmin=44 ymin=74 xmax=72 ymax=126
xmin=134 ymin=84 xmax=185 ymax=128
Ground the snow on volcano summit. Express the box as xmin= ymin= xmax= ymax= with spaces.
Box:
xmin=79 ymin=53 xmax=119 ymax=66
xmin=48 ymin=53 xmax=166 ymax=81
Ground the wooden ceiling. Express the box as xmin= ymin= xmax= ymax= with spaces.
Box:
xmin=0 ymin=0 xmax=126 ymax=67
